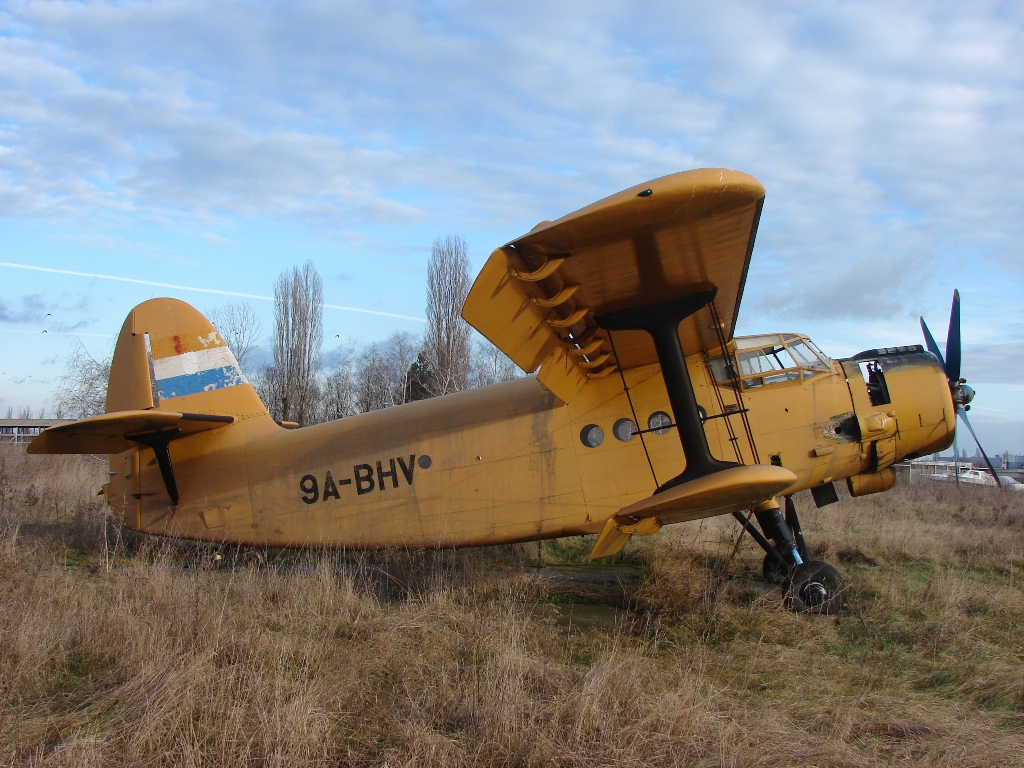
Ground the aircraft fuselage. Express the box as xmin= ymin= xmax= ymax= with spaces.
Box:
xmin=108 ymin=339 xmax=954 ymax=548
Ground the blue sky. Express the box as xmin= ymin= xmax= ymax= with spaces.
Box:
xmin=1 ymin=1 xmax=1022 ymax=451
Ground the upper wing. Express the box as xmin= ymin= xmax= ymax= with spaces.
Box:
xmin=462 ymin=168 xmax=764 ymax=402
xmin=27 ymin=410 xmax=235 ymax=455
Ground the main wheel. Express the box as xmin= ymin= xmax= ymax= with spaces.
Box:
xmin=786 ymin=561 xmax=847 ymax=614
xmin=762 ymin=553 xmax=788 ymax=585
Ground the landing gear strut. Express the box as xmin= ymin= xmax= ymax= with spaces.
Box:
xmin=733 ymin=496 xmax=847 ymax=614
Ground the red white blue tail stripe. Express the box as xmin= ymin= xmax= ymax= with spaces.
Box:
xmin=152 ymin=346 xmax=247 ymax=400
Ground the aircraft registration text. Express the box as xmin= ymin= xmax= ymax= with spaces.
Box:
xmin=300 ymin=455 xmax=418 ymax=503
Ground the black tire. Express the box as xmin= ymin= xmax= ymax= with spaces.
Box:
xmin=762 ymin=553 xmax=788 ymax=585
xmin=786 ymin=561 xmax=846 ymax=615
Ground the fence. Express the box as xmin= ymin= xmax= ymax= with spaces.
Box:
xmin=0 ymin=419 xmax=72 ymax=445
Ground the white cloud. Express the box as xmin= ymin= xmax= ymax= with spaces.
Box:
xmin=0 ymin=0 xmax=1021 ymax=424
xmin=199 ymin=231 xmax=234 ymax=246
xmin=3 ymin=2 xmax=1016 ymax=243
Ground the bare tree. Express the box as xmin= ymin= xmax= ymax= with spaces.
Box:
xmin=405 ymin=351 xmax=432 ymax=402
xmin=316 ymin=342 xmax=359 ymax=423
xmin=320 ymin=366 xmax=358 ymax=422
xmin=272 ymin=262 xmax=324 ymax=426
xmin=356 ymin=344 xmax=392 ymax=413
xmin=53 ymin=339 xmax=111 ymax=418
xmin=470 ymin=338 xmax=520 ymax=388
xmin=423 ymin=234 xmax=472 ymax=397
xmin=251 ymin=364 xmax=285 ymax=422
xmin=355 ymin=332 xmax=420 ymax=413
xmin=207 ymin=301 xmax=262 ymax=371
xmin=385 ymin=331 xmax=420 ymax=406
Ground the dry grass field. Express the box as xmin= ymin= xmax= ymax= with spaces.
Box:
xmin=1 ymin=444 xmax=1023 ymax=767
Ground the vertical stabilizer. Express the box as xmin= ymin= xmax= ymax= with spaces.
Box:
xmin=106 ymin=314 xmax=154 ymax=412
xmin=106 ymin=298 xmax=271 ymax=421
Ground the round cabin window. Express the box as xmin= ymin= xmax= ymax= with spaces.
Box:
xmin=647 ymin=411 xmax=672 ymax=435
xmin=613 ymin=418 xmax=637 ymax=442
xmin=580 ymin=424 xmax=604 ymax=448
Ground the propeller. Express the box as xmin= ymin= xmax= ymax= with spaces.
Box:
xmin=920 ymin=290 xmax=1001 ymax=487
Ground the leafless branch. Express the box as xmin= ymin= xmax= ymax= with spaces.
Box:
xmin=470 ymin=339 xmax=520 ymax=388
xmin=207 ymin=302 xmax=263 ymax=371
xmin=53 ymin=339 xmax=111 ymax=418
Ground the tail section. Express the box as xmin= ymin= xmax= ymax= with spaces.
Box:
xmin=108 ymin=298 xmax=270 ymax=421
xmin=29 ymin=298 xmax=274 ymax=533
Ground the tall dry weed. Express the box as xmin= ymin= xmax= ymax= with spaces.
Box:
xmin=1 ymin=446 xmax=1023 ymax=766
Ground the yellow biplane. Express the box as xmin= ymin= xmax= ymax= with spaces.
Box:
xmin=31 ymin=168 xmax=990 ymax=613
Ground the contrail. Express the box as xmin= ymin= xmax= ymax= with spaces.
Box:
xmin=0 ymin=261 xmax=426 ymax=323
xmin=1 ymin=329 xmax=113 ymax=338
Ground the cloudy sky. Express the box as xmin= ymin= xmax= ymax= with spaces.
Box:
xmin=2 ymin=1 xmax=1022 ymax=451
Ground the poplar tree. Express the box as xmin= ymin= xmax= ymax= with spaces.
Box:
xmin=272 ymin=261 xmax=323 ymax=425
xmin=423 ymin=234 xmax=471 ymax=397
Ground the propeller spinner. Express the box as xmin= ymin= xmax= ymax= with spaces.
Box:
xmin=920 ymin=290 xmax=1000 ymax=487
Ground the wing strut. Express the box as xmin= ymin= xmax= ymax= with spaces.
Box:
xmin=130 ymin=429 xmax=181 ymax=505
xmin=606 ymin=331 xmax=661 ymax=490
xmin=597 ymin=288 xmax=738 ymax=492
xmin=707 ymin=300 xmax=761 ymax=464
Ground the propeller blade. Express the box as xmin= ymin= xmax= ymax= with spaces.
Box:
xmin=956 ymin=406 xmax=1001 ymax=488
xmin=945 ymin=289 xmax=962 ymax=383
xmin=920 ymin=317 xmax=947 ymax=373
xmin=953 ymin=431 xmax=959 ymax=488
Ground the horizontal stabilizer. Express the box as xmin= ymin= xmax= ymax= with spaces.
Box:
xmin=588 ymin=465 xmax=796 ymax=560
xmin=27 ymin=410 xmax=235 ymax=455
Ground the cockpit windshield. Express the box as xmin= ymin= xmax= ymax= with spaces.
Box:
xmin=708 ymin=334 xmax=830 ymax=390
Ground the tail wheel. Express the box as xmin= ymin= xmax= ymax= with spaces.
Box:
xmin=786 ymin=561 xmax=847 ymax=614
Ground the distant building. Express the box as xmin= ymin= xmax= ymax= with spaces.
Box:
xmin=930 ymin=452 xmax=1024 ymax=470
xmin=0 ymin=419 xmax=71 ymax=445
xmin=913 ymin=453 xmax=1024 ymax=482
xmin=1002 ymin=454 xmax=1024 ymax=470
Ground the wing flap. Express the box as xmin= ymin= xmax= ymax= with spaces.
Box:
xmin=587 ymin=465 xmax=797 ymax=560
xmin=616 ymin=465 xmax=797 ymax=525
xmin=27 ymin=410 xmax=235 ymax=455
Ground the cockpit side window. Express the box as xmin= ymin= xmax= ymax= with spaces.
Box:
xmin=788 ymin=339 xmax=828 ymax=369
xmin=737 ymin=346 xmax=800 ymax=388
xmin=738 ymin=349 xmax=778 ymax=377
xmin=710 ymin=335 xmax=832 ymax=390
xmin=801 ymin=339 xmax=831 ymax=365
xmin=787 ymin=339 xmax=829 ymax=380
